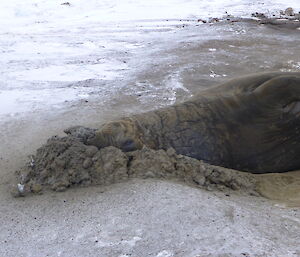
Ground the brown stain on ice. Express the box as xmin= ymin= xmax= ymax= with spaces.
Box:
xmin=255 ymin=170 xmax=300 ymax=207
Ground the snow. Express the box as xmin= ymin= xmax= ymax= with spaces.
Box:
xmin=0 ymin=0 xmax=299 ymax=120
xmin=11 ymin=61 xmax=128 ymax=82
xmin=1 ymin=0 xmax=299 ymax=30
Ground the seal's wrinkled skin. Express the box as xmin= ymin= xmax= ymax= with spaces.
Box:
xmin=87 ymin=72 xmax=300 ymax=174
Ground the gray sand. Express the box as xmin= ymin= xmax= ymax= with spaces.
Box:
xmin=1 ymin=180 xmax=300 ymax=257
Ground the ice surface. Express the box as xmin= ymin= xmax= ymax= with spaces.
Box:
xmin=1 ymin=0 xmax=299 ymax=29
xmin=0 ymin=0 xmax=299 ymax=119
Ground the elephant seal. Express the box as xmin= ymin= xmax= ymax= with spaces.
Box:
xmin=86 ymin=72 xmax=300 ymax=174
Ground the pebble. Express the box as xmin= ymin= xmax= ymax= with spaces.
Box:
xmin=10 ymin=184 xmax=25 ymax=197
xmin=83 ymin=158 xmax=93 ymax=169
xmin=52 ymin=183 xmax=67 ymax=192
xmin=144 ymin=171 xmax=155 ymax=178
xmin=166 ymin=147 xmax=176 ymax=157
xmin=85 ymin=146 xmax=98 ymax=157
xmin=31 ymin=184 xmax=42 ymax=194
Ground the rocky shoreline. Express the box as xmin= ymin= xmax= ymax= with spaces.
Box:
xmin=199 ymin=7 xmax=300 ymax=30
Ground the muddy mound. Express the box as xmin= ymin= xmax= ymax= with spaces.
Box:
xmin=256 ymin=172 xmax=300 ymax=207
xmin=13 ymin=127 xmax=257 ymax=197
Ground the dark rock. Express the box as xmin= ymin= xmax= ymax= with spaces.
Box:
xmin=285 ymin=7 xmax=295 ymax=16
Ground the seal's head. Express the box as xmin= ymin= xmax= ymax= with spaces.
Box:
xmin=87 ymin=118 xmax=143 ymax=152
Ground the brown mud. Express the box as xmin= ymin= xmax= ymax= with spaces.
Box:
xmin=14 ymin=130 xmax=257 ymax=196
xmin=257 ymin=171 xmax=300 ymax=207
xmin=14 ymin=126 xmax=300 ymax=208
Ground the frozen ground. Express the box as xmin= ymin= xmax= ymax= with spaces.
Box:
xmin=1 ymin=0 xmax=300 ymax=120
xmin=1 ymin=180 xmax=300 ymax=257
xmin=0 ymin=1 xmax=300 ymax=256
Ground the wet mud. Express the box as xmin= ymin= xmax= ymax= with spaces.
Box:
xmin=257 ymin=171 xmax=300 ymax=207
xmin=14 ymin=124 xmax=300 ymax=208
xmin=14 ymin=128 xmax=257 ymax=196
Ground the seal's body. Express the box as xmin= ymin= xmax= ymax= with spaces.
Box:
xmin=88 ymin=72 xmax=300 ymax=173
